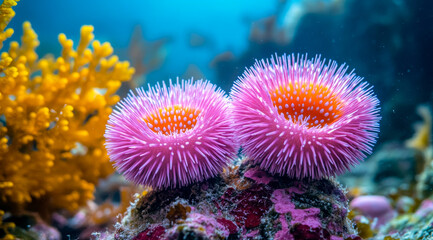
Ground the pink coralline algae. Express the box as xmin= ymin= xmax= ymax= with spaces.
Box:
xmin=105 ymin=79 xmax=237 ymax=189
xmin=244 ymin=167 xmax=275 ymax=184
xmin=272 ymin=187 xmax=329 ymax=240
xmin=165 ymin=213 xmax=231 ymax=239
xmin=231 ymin=54 xmax=380 ymax=179
xmin=103 ymin=161 xmax=359 ymax=240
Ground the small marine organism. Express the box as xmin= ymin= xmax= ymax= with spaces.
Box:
xmin=105 ymin=79 xmax=237 ymax=189
xmin=231 ymin=54 xmax=380 ymax=178
xmin=350 ymin=195 xmax=395 ymax=229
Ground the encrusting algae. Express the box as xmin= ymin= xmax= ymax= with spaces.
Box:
xmin=0 ymin=0 xmax=134 ymax=228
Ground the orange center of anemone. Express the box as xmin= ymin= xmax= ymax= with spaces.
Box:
xmin=270 ymin=83 xmax=343 ymax=128
xmin=144 ymin=105 xmax=201 ymax=135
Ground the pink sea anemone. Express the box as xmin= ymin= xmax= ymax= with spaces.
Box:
xmin=230 ymin=54 xmax=380 ymax=179
xmin=105 ymin=79 xmax=237 ymax=189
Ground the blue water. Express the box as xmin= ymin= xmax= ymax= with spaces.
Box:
xmin=10 ymin=0 xmax=275 ymax=83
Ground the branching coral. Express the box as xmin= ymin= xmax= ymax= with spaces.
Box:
xmin=0 ymin=0 xmax=134 ymax=217
xmin=0 ymin=210 xmax=15 ymax=240
xmin=0 ymin=0 xmax=17 ymax=50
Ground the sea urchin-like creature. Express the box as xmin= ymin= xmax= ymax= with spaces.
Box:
xmin=231 ymin=54 xmax=380 ymax=179
xmin=105 ymin=79 xmax=237 ymax=189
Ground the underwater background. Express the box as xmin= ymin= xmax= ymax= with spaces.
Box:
xmin=1 ymin=0 xmax=433 ymax=239
xmin=10 ymin=0 xmax=433 ymax=143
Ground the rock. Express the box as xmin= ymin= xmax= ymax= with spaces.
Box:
xmin=95 ymin=160 xmax=358 ymax=239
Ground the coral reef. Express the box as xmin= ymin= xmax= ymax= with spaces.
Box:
xmin=99 ymin=53 xmax=381 ymax=239
xmin=1 ymin=0 xmax=431 ymax=239
xmin=0 ymin=0 xmax=16 ymax=50
xmin=340 ymin=104 xmax=433 ymax=239
xmin=231 ymin=54 xmax=380 ymax=179
xmin=105 ymin=79 xmax=237 ymax=189
xmin=0 ymin=0 xmax=134 ymax=220
xmin=340 ymin=105 xmax=432 ymax=197
xmin=340 ymin=142 xmax=420 ymax=196
xmin=48 ymin=179 xmax=145 ymax=239
xmin=376 ymin=199 xmax=433 ymax=240
xmin=96 ymin=160 xmax=358 ymax=240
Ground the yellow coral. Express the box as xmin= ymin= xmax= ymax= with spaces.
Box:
xmin=406 ymin=105 xmax=432 ymax=151
xmin=407 ymin=105 xmax=433 ymax=199
xmin=0 ymin=210 xmax=14 ymax=240
xmin=86 ymin=185 xmax=144 ymax=225
xmin=0 ymin=0 xmax=17 ymax=50
xmin=0 ymin=0 xmax=134 ymax=217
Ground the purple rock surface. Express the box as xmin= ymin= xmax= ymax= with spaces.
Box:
xmin=97 ymin=160 xmax=358 ymax=239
